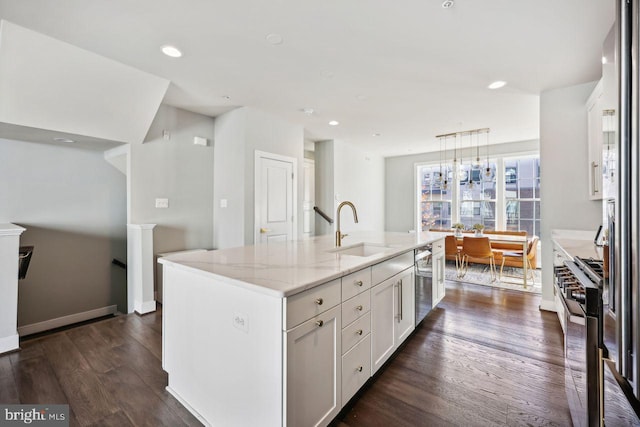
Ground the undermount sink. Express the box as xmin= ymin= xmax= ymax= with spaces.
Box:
xmin=328 ymin=242 xmax=390 ymax=257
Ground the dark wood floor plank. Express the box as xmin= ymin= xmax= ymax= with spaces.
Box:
xmin=86 ymin=410 xmax=134 ymax=427
xmin=66 ymin=325 xmax=119 ymax=374
xmin=39 ymin=333 xmax=119 ymax=425
xmin=0 ymin=372 xmax=19 ymax=403
xmin=11 ymin=355 xmax=69 ymax=404
xmin=113 ymin=314 xmax=163 ymax=361
xmin=96 ymin=366 xmax=188 ymax=427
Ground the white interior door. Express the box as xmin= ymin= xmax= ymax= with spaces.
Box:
xmin=303 ymin=159 xmax=315 ymax=238
xmin=256 ymin=152 xmax=296 ymax=244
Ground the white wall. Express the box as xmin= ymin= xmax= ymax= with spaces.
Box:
xmin=314 ymin=139 xmax=385 ymax=236
xmin=130 ymin=105 xmax=215 ymax=254
xmin=0 ymin=138 xmax=127 ymax=326
xmin=213 ymin=107 xmax=304 ymax=249
xmin=314 ymin=140 xmax=334 ymax=236
xmin=213 ymin=108 xmax=247 ymax=249
xmin=540 ymin=81 xmax=603 ymax=307
xmin=384 ymin=139 xmax=540 ymax=232
xmin=334 ymin=140 xmax=385 ymax=233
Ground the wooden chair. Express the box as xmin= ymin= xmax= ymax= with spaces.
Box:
xmin=460 ymin=237 xmax=498 ymax=282
xmin=444 ymin=235 xmax=461 ymax=277
xmin=500 ymin=236 xmax=539 ymax=285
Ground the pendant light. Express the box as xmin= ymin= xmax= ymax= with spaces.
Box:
xmin=442 ymin=135 xmax=449 ymax=191
xmin=467 ymin=131 xmax=475 ymax=189
xmin=474 ymin=130 xmax=481 ymax=167
xmin=438 ymin=135 xmax=444 ymax=183
xmin=485 ymin=129 xmax=492 ymax=177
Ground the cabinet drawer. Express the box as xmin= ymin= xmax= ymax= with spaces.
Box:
xmin=342 ymin=334 xmax=371 ymax=406
xmin=371 ymin=251 xmax=414 ymax=285
xmin=341 ymin=267 xmax=372 ymax=301
xmin=342 ymin=312 xmax=370 ymax=354
xmin=284 ymin=278 xmax=341 ymax=330
xmin=431 ymin=238 xmax=444 ymax=256
xmin=342 ymin=290 xmax=370 ymax=327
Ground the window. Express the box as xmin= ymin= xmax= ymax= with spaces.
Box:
xmin=418 ymin=164 xmax=453 ymax=230
xmin=459 ymin=162 xmax=497 ymax=230
xmin=416 ymin=154 xmax=541 ymax=236
xmin=505 ymin=156 xmax=541 ymax=237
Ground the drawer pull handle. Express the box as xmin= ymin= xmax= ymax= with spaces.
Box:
xmin=316 ymin=320 xmax=324 ymax=327
xmin=355 ymin=280 xmax=363 ymax=287
xmin=356 ymin=329 xmax=363 ymax=335
xmin=357 ymin=366 xmax=363 ymax=372
xmin=356 ymin=305 xmax=363 ymax=311
xmin=315 ymin=298 xmax=323 ymax=305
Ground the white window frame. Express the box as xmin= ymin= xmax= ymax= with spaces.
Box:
xmin=414 ymin=150 xmax=539 ymax=233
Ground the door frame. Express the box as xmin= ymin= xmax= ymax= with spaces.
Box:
xmin=254 ymin=150 xmax=298 ymax=244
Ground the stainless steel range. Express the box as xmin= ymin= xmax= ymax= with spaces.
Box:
xmin=555 ymin=257 xmax=604 ymax=427
xmin=555 ymin=254 xmax=640 ymax=426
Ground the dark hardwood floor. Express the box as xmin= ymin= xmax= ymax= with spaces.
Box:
xmin=0 ymin=281 xmax=570 ymax=426
xmin=0 ymin=309 xmax=201 ymax=427
xmin=336 ymin=281 xmax=571 ymax=427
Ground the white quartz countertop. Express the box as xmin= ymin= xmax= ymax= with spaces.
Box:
xmin=552 ymin=237 xmax=604 ymax=261
xmin=159 ymin=231 xmax=447 ymax=297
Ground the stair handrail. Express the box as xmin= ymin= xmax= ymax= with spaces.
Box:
xmin=313 ymin=206 xmax=334 ymax=224
xmin=112 ymin=258 xmax=127 ymax=270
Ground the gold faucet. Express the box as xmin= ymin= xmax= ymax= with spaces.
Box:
xmin=335 ymin=201 xmax=359 ymax=247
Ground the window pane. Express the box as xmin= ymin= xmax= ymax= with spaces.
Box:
xmin=419 ymin=163 xmax=453 ymax=231
xmin=504 ymin=155 xmax=541 ymax=237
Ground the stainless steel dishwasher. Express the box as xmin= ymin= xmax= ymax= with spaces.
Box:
xmin=414 ymin=246 xmax=433 ymax=325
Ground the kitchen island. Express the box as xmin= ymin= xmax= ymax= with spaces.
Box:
xmin=158 ymin=231 xmax=446 ymax=427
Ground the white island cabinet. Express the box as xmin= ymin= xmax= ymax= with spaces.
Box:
xmin=371 ymin=260 xmax=415 ymax=374
xmin=431 ymin=238 xmax=446 ymax=307
xmin=160 ymin=232 xmax=446 ymax=427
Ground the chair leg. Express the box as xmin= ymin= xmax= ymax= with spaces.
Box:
xmin=490 ymin=257 xmax=497 ymax=282
xmin=499 ymin=258 xmax=505 ymax=281
xmin=459 ymin=255 xmax=468 ymax=278
xmin=527 ymin=259 xmax=535 ymax=284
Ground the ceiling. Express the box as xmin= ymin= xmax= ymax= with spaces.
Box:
xmin=0 ymin=0 xmax=615 ymax=157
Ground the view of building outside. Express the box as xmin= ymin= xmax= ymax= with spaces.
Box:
xmin=459 ymin=162 xmax=497 ymax=230
xmin=418 ymin=155 xmax=541 ymax=236
xmin=505 ymin=156 xmax=541 ymax=237
xmin=418 ymin=164 xmax=452 ymax=230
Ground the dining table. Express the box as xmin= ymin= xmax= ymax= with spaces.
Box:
xmin=431 ymin=231 xmax=531 ymax=287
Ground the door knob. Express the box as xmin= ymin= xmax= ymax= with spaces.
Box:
xmin=260 ymin=228 xmax=270 ymax=234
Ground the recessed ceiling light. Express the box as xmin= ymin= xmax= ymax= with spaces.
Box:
xmin=328 ymin=120 xmax=339 ymax=126
xmin=442 ymin=0 xmax=454 ymax=8
xmin=53 ymin=137 xmax=75 ymax=143
xmin=161 ymin=45 xmax=182 ymax=58
xmin=266 ymin=33 xmax=284 ymax=45
xmin=488 ymin=81 xmax=506 ymax=89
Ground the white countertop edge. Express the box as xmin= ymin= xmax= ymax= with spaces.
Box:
xmin=158 ymin=237 xmax=442 ymax=298
xmin=551 ymin=228 xmax=596 ymax=241
xmin=0 ymin=223 xmax=26 ymax=236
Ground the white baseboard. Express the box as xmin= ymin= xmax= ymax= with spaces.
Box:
xmin=0 ymin=333 xmax=19 ymax=354
xmin=539 ymin=299 xmax=556 ymax=312
xmin=18 ymin=305 xmax=117 ymax=337
xmin=135 ymin=300 xmax=156 ymax=315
